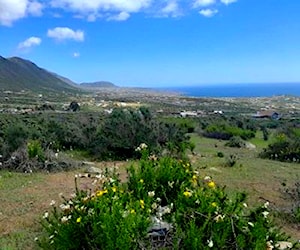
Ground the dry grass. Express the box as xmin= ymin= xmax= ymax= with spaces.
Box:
xmin=0 ymin=161 xmax=130 ymax=250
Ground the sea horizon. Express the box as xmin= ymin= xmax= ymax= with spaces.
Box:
xmin=158 ymin=83 xmax=300 ymax=98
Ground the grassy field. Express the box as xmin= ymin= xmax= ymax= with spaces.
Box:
xmin=0 ymin=133 xmax=299 ymax=249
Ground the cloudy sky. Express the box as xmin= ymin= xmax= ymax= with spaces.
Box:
xmin=1 ymin=0 xmax=300 ymax=87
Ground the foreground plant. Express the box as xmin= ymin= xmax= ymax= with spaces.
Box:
xmin=38 ymin=147 xmax=295 ymax=249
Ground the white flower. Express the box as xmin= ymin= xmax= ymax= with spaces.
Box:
xmin=49 ymin=235 xmax=55 ymax=240
xmin=59 ymin=204 xmax=71 ymax=211
xmin=168 ymin=181 xmax=174 ymax=188
xmin=243 ymin=203 xmax=248 ymax=208
xmin=148 ymin=191 xmax=155 ymax=197
xmin=248 ymin=222 xmax=254 ymax=227
xmin=140 ymin=143 xmax=148 ymax=149
xmin=207 ymin=239 xmax=214 ymax=248
xmin=61 ymin=216 xmax=69 ymax=223
xmin=34 ymin=237 xmax=39 ymax=241
xmin=156 ymin=197 xmax=161 ymax=203
xmin=204 ymin=176 xmax=212 ymax=182
xmin=263 ymin=201 xmax=270 ymax=208
xmin=151 ymin=203 xmax=158 ymax=210
xmin=214 ymin=214 xmax=226 ymax=222
xmin=50 ymin=200 xmax=56 ymax=206
xmin=43 ymin=212 xmax=49 ymax=219
xmin=262 ymin=211 xmax=269 ymax=218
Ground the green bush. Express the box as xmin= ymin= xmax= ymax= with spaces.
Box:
xmin=27 ymin=140 xmax=45 ymax=162
xmin=38 ymin=149 xmax=290 ymax=249
xmin=260 ymin=134 xmax=300 ymax=163
xmin=225 ymin=136 xmax=245 ymax=148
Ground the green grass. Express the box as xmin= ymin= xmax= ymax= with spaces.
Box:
xmin=189 ymin=133 xmax=300 ymax=240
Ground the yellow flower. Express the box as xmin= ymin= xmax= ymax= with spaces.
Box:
xmin=192 ymin=175 xmax=197 ymax=181
xmin=76 ymin=217 xmax=81 ymax=223
xmin=140 ymin=200 xmax=145 ymax=209
xmin=183 ymin=191 xmax=192 ymax=197
xmin=207 ymin=181 xmax=216 ymax=189
xmin=211 ymin=202 xmax=218 ymax=207
xmin=130 ymin=209 xmax=135 ymax=214
xmin=96 ymin=189 xmax=108 ymax=197
xmin=112 ymin=186 xmax=117 ymax=192
xmin=139 ymin=179 xmax=144 ymax=184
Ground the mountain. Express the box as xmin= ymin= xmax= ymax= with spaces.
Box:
xmin=80 ymin=81 xmax=117 ymax=88
xmin=0 ymin=56 xmax=78 ymax=93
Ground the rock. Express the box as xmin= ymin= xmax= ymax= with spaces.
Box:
xmin=85 ymin=166 xmax=102 ymax=174
xmin=275 ymin=241 xmax=293 ymax=249
xmin=245 ymin=142 xmax=256 ymax=150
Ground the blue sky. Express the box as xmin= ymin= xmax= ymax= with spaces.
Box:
xmin=1 ymin=0 xmax=300 ymax=87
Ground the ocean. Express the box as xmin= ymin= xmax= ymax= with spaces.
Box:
xmin=162 ymin=83 xmax=300 ymax=98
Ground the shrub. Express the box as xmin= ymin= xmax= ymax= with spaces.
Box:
xmin=259 ymin=134 xmax=300 ymax=163
xmin=38 ymin=149 xmax=290 ymax=249
xmin=27 ymin=140 xmax=45 ymax=162
xmin=217 ymin=151 xmax=224 ymax=158
xmin=225 ymin=136 xmax=245 ymax=148
xmin=225 ymin=154 xmax=238 ymax=167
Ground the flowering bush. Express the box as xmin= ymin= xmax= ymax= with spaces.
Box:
xmin=38 ymin=147 xmax=293 ymax=249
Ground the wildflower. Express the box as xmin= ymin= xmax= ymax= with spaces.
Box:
xmin=109 ymin=178 xmax=115 ymax=183
xmin=140 ymin=143 xmax=148 ymax=149
xmin=243 ymin=203 xmax=248 ymax=208
xmin=262 ymin=211 xmax=269 ymax=218
xmin=168 ymin=181 xmax=174 ymax=188
xmin=76 ymin=217 xmax=82 ymax=223
xmin=61 ymin=216 xmax=69 ymax=223
xmin=204 ymin=176 xmax=212 ymax=182
xmin=207 ymin=181 xmax=216 ymax=189
xmin=263 ymin=201 xmax=270 ymax=209
xmin=151 ymin=203 xmax=158 ymax=210
xmin=130 ymin=209 xmax=135 ymax=214
xmin=139 ymin=179 xmax=144 ymax=184
xmin=140 ymin=200 xmax=145 ymax=209
xmin=248 ymin=222 xmax=254 ymax=227
xmin=96 ymin=189 xmax=108 ymax=197
xmin=59 ymin=204 xmax=71 ymax=212
xmin=214 ymin=214 xmax=225 ymax=222
xmin=43 ymin=212 xmax=49 ymax=219
xmin=156 ymin=197 xmax=161 ymax=203
xmin=207 ymin=239 xmax=214 ymax=248
xmin=34 ymin=237 xmax=39 ymax=242
xmin=183 ymin=190 xmax=192 ymax=198
xmin=148 ymin=191 xmax=155 ymax=197
xmin=112 ymin=186 xmax=117 ymax=192
xmin=49 ymin=235 xmax=55 ymax=240
xmin=192 ymin=175 xmax=197 ymax=181
xmin=50 ymin=200 xmax=56 ymax=206
xmin=211 ymin=202 xmax=218 ymax=207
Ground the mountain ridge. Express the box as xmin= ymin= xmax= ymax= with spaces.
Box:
xmin=0 ymin=56 xmax=118 ymax=93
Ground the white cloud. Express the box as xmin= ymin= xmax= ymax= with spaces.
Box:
xmin=0 ymin=0 xmax=43 ymax=26
xmin=27 ymin=1 xmax=43 ymax=16
xmin=161 ymin=0 xmax=181 ymax=17
xmin=18 ymin=36 xmax=41 ymax=49
xmin=47 ymin=27 xmax=84 ymax=42
xmin=50 ymin=0 xmax=152 ymax=20
xmin=220 ymin=0 xmax=237 ymax=5
xmin=72 ymin=52 xmax=80 ymax=57
xmin=107 ymin=11 xmax=130 ymax=21
xmin=199 ymin=8 xmax=218 ymax=17
xmin=193 ymin=0 xmax=215 ymax=8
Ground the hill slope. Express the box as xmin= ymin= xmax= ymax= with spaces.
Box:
xmin=80 ymin=81 xmax=117 ymax=88
xmin=0 ymin=56 xmax=78 ymax=92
